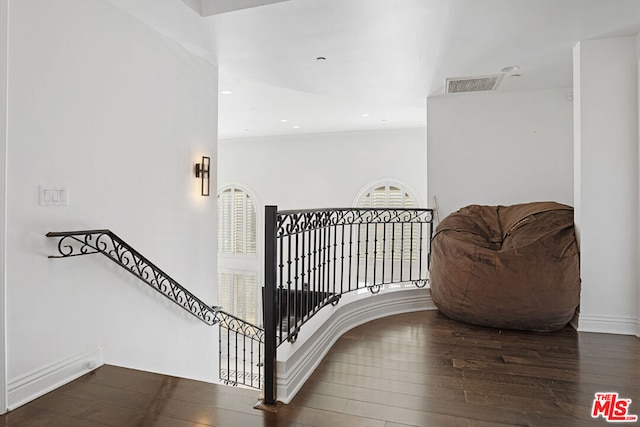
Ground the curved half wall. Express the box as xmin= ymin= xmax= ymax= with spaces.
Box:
xmin=275 ymin=285 xmax=436 ymax=403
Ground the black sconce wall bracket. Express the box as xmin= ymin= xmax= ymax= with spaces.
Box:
xmin=195 ymin=156 xmax=210 ymax=196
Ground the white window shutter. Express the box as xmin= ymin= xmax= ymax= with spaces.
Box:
xmin=356 ymin=182 xmax=419 ymax=263
xmin=218 ymin=187 xmax=257 ymax=256
xmin=218 ymin=189 xmax=233 ymax=254
xmin=218 ymin=185 xmax=259 ymax=326
xmin=218 ymin=270 xmax=258 ymax=325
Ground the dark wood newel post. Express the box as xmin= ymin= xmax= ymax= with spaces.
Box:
xmin=263 ymin=205 xmax=278 ymax=405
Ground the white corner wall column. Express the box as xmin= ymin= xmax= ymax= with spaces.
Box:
xmin=573 ymin=37 xmax=640 ymax=335
xmin=0 ymin=0 xmax=7 ymax=415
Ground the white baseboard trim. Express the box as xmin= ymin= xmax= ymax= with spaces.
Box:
xmin=577 ymin=314 xmax=638 ymax=336
xmin=275 ymin=285 xmax=436 ymax=404
xmin=8 ymin=346 xmax=103 ymax=410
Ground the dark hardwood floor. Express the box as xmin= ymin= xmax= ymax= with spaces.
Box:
xmin=2 ymin=310 xmax=639 ymax=426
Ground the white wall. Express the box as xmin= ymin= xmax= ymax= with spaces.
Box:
xmin=427 ymin=88 xmax=574 ymax=221
xmin=106 ymin=0 xmax=216 ymax=62
xmin=218 ymin=128 xmax=428 ymax=212
xmin=6 ymin=0 xmax=218 ymax=408
xmin=573 ymin=36 xmax=639 ymax=335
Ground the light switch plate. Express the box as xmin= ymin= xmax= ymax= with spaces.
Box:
xmin=39 ymin=185 xmax=68 ymax=207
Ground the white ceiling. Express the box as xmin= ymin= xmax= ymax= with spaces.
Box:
xmin=201 ymin=0 xmax=640 ymax=139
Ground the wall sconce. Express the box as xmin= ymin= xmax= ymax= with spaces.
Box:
xmin=194 ymin=156 xmax=210 ymax=196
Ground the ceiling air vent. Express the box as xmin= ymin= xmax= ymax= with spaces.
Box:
xmin=445 ymin=74 xmax=503 ymax=94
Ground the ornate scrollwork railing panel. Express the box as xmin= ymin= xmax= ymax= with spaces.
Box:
xmin=276 ymin=208 xmax=433 ymax=237
xmin=267 ymin=208 xmax=434 ymax=347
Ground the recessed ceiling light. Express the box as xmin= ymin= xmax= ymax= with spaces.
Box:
xmin=316 ymin=56 xmax=326 ymax=61
xmin=510 ymin=73 xmax=522 ymax=78
xmin=280 ymin=119 xmax=288 ymax=123
xmin=220 ymin=90 xmax=233 ymax=95
xmin=499 ymin=65 xmax=519 ymax=73
xmin=361 ymin=113 xmax=369 ymax=117
xmin=292 ymin=125 xmax=301 ymax=129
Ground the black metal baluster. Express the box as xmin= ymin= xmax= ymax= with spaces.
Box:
xmin=278 ymin=225 xmax=285 ymax=342
xmin=348 ymin=223 xmax=353 ymax=292
xmin=332 ymin=220 xmax=338 ymax=298
xmin=226 ymin=326 xmax=231 ymax=384
xmin=316 ymin=220 xmax=321 ymax=309
xmin=382 ymin=222 xmax=386 ymax=285
xmin=364 ymin=223 xmax=370 ymax=288
xmin=419 ymin=222 xmax=423 ymax=280
xmin=294 ymin=231 xmax=300 ymax=334
xmin=400 ymin=221 xmax=405 ymax=282
xmin=391 ymin=222 xmax=396 ymax=283
xmin=319 ymin=221 xmax=325 ymax=311
xmin=300 ymin=227 xmax=306 ymax=320
xmin=325 ymin=222 xmax=330 ymax=303
xmin=307 ymin=227 xmax=313 ymax=320
xmin=286 ymin=233 xmax=292 ymax=340
xmin=340 ymin=223 xmax=346 ymax=295
xmin=355 ymin=223 xmax=361 ymax=290
xmin=219 ymin=325 xmax=223 ymax=384
xmin=234 ymin=329 xmax=239 ymax=386
xmin=318 ymin=221 xmax=323 ymax=312
xmin=249 ymin=336 xmax=255 ymax=388
xmin=258 ymin=336 xmax=263 ymax=389
xmin=409 ymin=222 xmax=414 ymax=280
xmin=316 ymin=223 xmax=321 ymax=313
xmin=372 ymin=222 xmax=378 ymax=286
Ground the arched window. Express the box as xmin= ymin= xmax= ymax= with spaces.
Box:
xmin=355 ymin=180 xmax=422 ymax=264
xmin=217 ymin=185 xmax=259 ymax=324
xmin=218 ymin=187 xmax=257 ymax=255
xmin=358 ymin=183 xmax=417 ymax=209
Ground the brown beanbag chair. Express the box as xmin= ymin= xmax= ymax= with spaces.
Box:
xmin=430 ymin=202 xmax=580 ymax=331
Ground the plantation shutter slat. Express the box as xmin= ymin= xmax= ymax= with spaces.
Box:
xmin=372 ymin=186 xmax=386 ymax=207
xmin=233 ymin=190 xmax=245 ymax=254
xmin=388 ymin=186 xmax=403 ymax=208
xmin=246 ymin=195 xmax=257 ymax=254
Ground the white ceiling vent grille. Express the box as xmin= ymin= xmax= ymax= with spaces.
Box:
xmin=445 ymin=74 xmax=503 ymax=94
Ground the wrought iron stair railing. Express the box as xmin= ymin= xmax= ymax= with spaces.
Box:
xmin=47 ymin=205 xmax=434 ymax=408
xmin=262 ymin=206 xmax=434 ymax=405
xmin=46 ymin=229 xmax=264 ymax=390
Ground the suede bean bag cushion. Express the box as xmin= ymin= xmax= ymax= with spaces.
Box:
xmin=430 ymin=202 xmax=580 ymax=331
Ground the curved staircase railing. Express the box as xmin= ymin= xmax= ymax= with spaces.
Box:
xmin=46 ymin=229 xmax=264 ymax=389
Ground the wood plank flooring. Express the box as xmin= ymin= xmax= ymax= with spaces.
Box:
xmin=2 ymin=310 xmax=639 ymax=426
